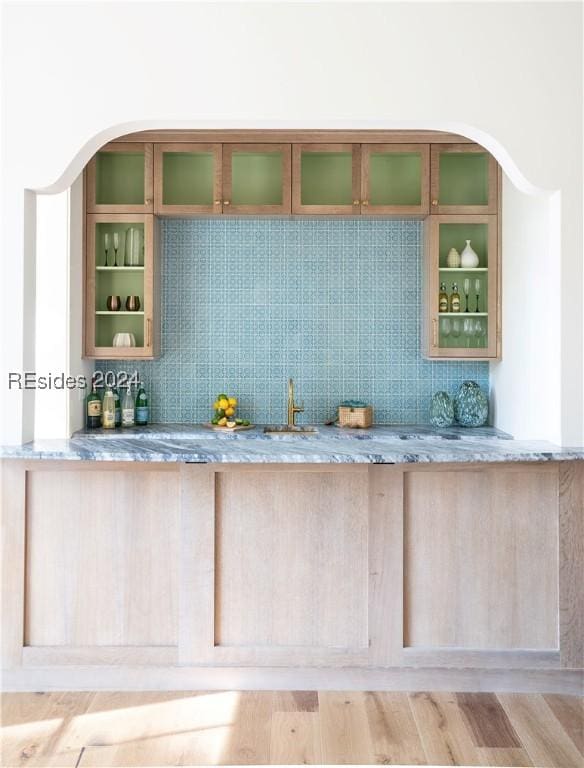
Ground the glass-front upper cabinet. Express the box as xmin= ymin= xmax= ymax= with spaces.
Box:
xmin=85 ymin=214 xmax=158 ymax=359
xmin=361 ymin=144 xmax=429 ymax=215
xmin=222 ymin=144 xmax=291 ymax=214
xmin=293 ymin=144 xmax=361 ymax=214
xmin=430 ymin=144 xmax=497 ymax=214
xmin=86 ymin=143 xmax=153 ymax=213
xmin=425 ymin=215 xmax=499 ymax=359
xmin=154 ymin=143 xmax=222 ymax=215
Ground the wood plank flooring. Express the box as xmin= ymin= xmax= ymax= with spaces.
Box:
xmin=1 ymin=691 xmax=582 ymax=766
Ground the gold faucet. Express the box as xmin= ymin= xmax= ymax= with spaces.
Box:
xmin=287 ymin=378 xmax=304 ymax=428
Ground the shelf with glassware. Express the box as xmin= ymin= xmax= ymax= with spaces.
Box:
xmin=84 ymin=214 xmax=160 ymax=359
xmin=86 ymin=142 xmax=153 ymax=214
xmin=425 ymin=215 xmax=499 ymax=359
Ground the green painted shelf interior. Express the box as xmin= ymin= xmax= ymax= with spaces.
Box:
xmin=438 ymin=152 xmax=489 ymax=206
xmin=369 ymin=152 xmax=422 ymax=206
xmin=163 ymin=152 xmax=214 ymax=206
xmin=95 ymin=314 xmax=145 ymax=348
xmin=95 ymin=222 xmax=145 ymax=268
xmin=301 ymin=152 xmax=352 ymax=206
xmin=231 ymin=152 xmax=283 ymax=205
xmin=439 ymin=314 xmax=488 ymax=349
xmin=439 ymin=223 xmax=489 ymax=268
xmin=94 ymin=222 xmax=145 ymax=347
xmin=95 ymin=151 xmax=145 ymax=206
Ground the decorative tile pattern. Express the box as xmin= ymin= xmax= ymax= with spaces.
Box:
xmin=97 ymin=219 xmax=489 ymax=424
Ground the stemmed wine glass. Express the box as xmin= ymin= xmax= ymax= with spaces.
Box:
xmin=463 ymin=317 xmax=474 ymax=347
xmin=113 ymin=232 xmax=120 ymax=266
xmin=474 ymin=279 xmax=481 ymax=313
xmin=474 ymin=318 xmax=486 ymax=347
xmin=441 ymin=317 xmax=451 ymax=347
xmin=104 ymin=233 xmax=110 ymax=267
xmin=464 ymin=278 xmax=470 ymax=313
xmin=451 ymin=318 xmax=461 ymax=345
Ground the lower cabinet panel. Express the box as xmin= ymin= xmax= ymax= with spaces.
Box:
xmin=25 ymin=469 xmax=179 ymax=648
xmin=214 ymin=470 xmax=369 ymax=649
xmin=403 ymin=467 xmax=559 ymax=651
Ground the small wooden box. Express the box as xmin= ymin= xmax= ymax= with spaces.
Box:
xmin=338 ymin=405 xmax=373 ymax=429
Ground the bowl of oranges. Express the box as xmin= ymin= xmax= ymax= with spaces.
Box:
xmin=207 ymin=393 xmax=253 ymax=431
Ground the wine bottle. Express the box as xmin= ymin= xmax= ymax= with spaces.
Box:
xmin=122 ymin=385 xmax=135 ymax=427
xmin=135 ymin=381 xmax=149 ymax=426
xmin=450 ymin=282 xmax=461 ymax=313
xmin=85 ymin=376 xmax=102 ymax=429
xmin=113 ymin=387 xmax=122 ymax=427
xmin=102 ymin=387 xmax=115 ymax=429
xmin=439 ymin=282 xmax=449 ymax=313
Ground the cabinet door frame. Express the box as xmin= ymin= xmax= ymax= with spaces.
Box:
xmin=430 ymin=143 xmax=498 ymax=214
xmin=154 ymin=143 xmax=222 ymax=216
xmin=85 ymin=213 xmax=158 ymax=359
xmin=361 ymin=143 xmax=430 ymax=215
xmin=425 ymin=214 xmax=499 ymax=360
xmin=222 ymin=143 xmax=291 ymax=214
xmin=86 ymin=142 xmax=154 ymax=214
xmin=292 ymin=143 xmax=361 ymax=215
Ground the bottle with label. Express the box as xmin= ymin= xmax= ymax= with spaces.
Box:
xmin=85 ymin=376 xmax=102 ymax=429
xmin=122 ymin=385 xmax=135 ymax=427
xmin=113 ymin=388 xmax=122 ymax=427
xmin=450 ymin=282 xmax=461 ymax=313
xmin=439 ymin=282 xmax=449 ymax=313
xmin=102 ymin=387 xmax=116 ymax=429
xmin=135 ymin=381 xmax=149 ymax=426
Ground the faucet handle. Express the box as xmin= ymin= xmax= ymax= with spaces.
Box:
xmin=296 ymin=401 xmax=305 ymax=413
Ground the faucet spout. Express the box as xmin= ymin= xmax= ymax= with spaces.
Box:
xmin=287 ymin=378 xmax=304 ymax=428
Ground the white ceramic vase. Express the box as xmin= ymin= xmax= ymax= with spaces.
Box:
xmin=460 ymin=240 xmax=479 ymax=268
xmin=446 ymin=247 xmax=461 ymax=268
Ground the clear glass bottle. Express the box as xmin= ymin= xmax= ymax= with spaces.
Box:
xmin=135 ymin=381 xmax=149 ymax=426
xmin=122 ymin=385 xmax=135 ymax=427
xmin=102 ymin=386 xmax=116 ymax=429
xmin=85 ymin=376 xmax=102 ymax=429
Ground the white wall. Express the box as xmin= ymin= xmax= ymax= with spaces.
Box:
xmin=1 ymin=1 xmax=582 ymax=445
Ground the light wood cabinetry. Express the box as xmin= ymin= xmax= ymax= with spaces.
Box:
xmin=424 ymin=214 xmax=499 ymax=359
xmin=85 ymin=213 xmax=159 ymax=359
xmin=430 ymin=143 xmax=498 ymax=214
xmin=223 ymin=143 xmax=292 ymax=214
xmin=86 ymin=142 xmax=153 ymax=214
xmin=154 ymin=143 xmax=222 ymax=215
xmin=2 ymin=459 xmax=582 ymax=691
xmin=361 ymin=143 xmax=430 ymax=215
xmin=292 ymin=143 xmax=361 ymax=214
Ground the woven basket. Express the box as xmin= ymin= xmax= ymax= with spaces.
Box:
xmin=338 ymin=405 xmax=373 ymax=429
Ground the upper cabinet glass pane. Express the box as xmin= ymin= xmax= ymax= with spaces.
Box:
xmin=162 ymin=152 xmax=214 ymax=206
xmin=231 ymin=152 xmax=283 ymax=205
xmin=95 ymin=151 xmax=146 ymax=206
xmin=301 ymin=152 xmax=352 ymax=206
xmin=369 ymin=151 xmax=422 ymax=206
xmin=438 ymin=152 xmax=489 ymax=206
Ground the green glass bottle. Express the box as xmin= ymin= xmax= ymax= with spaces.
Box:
xmin=135 ymin=381 xmax=149 ymax=426
xmin=113 ymin=387 xmax=122 ymax=427
xmin=85 ymin=376 xmax=102 ymax=429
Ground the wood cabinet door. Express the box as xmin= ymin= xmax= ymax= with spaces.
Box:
xmin=179 ymin=465 xmax=403 ymax=667
xmin=222 ymin=144 xmax=291 ymax=214
xmin=292 ymin=143 xmax=361 ymax=214
xmin=361 ymin=143 xmax=429 ymax=215
xmin=86 ymin=142 xmax=153 ymax=214
xmin=424 ymin=214 xmax=499 ymax=359
xmin=430 ymin=143 xmax=498 ymax=214
xmin=154 ymin=143 xmax=222 ymax=215
xmin=85 ymin=213 xmax=158 ymax=359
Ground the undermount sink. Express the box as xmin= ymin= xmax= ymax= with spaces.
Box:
xmin=264 ymin=425 xmax=319 ymax=436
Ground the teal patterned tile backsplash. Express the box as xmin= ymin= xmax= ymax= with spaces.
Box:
xmin=97 ymin=218 xmax=489 ymax=424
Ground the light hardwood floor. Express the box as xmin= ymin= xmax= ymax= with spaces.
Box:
xmin=1 ymin=691 xmax=582 ymax=767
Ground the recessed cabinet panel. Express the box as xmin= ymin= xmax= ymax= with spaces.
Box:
xmin=431 ymin=144 xmax=497 ymax=214
xmin=154 ymin=143 xmax=222 ymax=215
xmin=223 ymin=144 xmax=291 ymax=214
xmin=87 ymin=142 xmax=153 ymax=213
xmin=361 ymin=144 xmax=429 ymax=214
xmin=293 ymin=144 xmax=361 ymax=214
xmin=425 ymin=215 xmax=498 ymax=359
xmin=85 ymin=214 xmax=158 ymax=359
